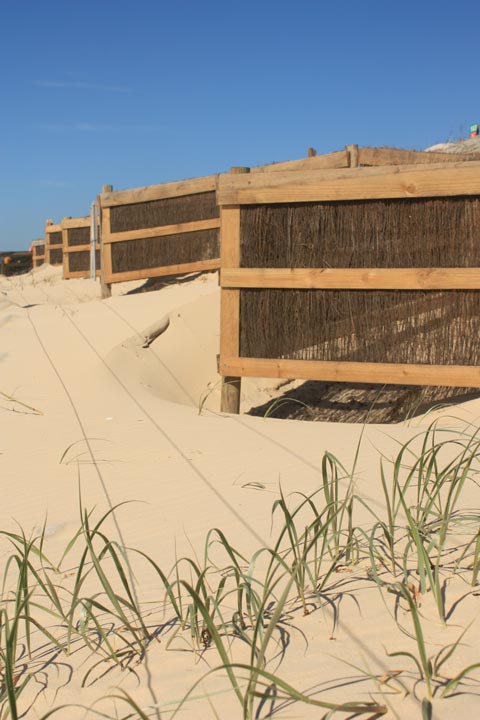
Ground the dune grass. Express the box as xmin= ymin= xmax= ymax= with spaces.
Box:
xmin=0 ymin=422 xmax=480 ymax=717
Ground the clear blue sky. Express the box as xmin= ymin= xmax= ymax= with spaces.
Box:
xmin=1 ymin=0 xmax=479 ymax=250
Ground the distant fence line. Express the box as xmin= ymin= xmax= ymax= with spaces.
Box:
xmin=45 ymin=220 xmax=63 ymax=266
xmin=31 ymin=239 xmax=45 ymax=268
xmin=217 ymin=146 xmax=480 ymax=412
xmin=62 ymin=215 xmax=100 ymax=280
xmin=98 ymin=175 xmax=222 ymax=293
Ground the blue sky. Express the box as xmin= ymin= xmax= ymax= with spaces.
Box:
xmin=1 ymin=0 xmax=479 ymax=250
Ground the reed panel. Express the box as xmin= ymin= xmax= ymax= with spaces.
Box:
xmin=111 ymin=229 xmax=219 ymax=273
xmin=239 ymin=288 xmax=480 ymax=366
xmin=110 ymin=192 xmax=218 ymax=232
xmin=239 ymin=197 xmax=480 ymax=268
xmin=67 ymin=227 xmax=90 ymax=247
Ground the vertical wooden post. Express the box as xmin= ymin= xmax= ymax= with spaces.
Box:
xmin=307 ymin=147 xmax=317 ymax=157
xmin=346 ymin=144 xmax=359 ymax=168
xmin=45 ymin=219 xmax=53 ymax=264
xmin=220 ymin=166 xmax=249 ymax=414
xmin=100 ymin=185 xmax=112 ymax=298
xmin=61 ymin=219 xmax=69 ymax=280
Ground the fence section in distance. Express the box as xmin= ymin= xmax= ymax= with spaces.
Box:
xmin=99 ymin=175 xmax=222 ymax=285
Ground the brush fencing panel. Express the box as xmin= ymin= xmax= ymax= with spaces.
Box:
xmin=239 ymin=197 xmax=480 ymax=268
xmin=111 ymin=230 xmax=219 ymax=273
xmin=240 ymin=288 xmax=480 ymax=366
xmin=31 ymin=240 xmax=45 ymax=268
xmin=68 ymin=250 xmax=100 ymax=273
xmin=101 ymin=176 xmax=221 ymax=284
xmin=218 ymin=157 xmax=480 ymax=391
xmin=45 ymin=223 xmax=63 ymax=266
xmin=62 ymin=217 xmax=100 ymax=279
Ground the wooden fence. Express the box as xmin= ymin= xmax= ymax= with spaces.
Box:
xmin=45 ymin=220 xmax=63 ymax=266
xmin=217 ymin=147 xmax=480 ymax=412
xmin=31 ymin=239 xmax=45 ymax=268
xmin=99 ymin=175 xmax=223 ymax=292
xmin=62 ymin=216 xmax=100 ymax=280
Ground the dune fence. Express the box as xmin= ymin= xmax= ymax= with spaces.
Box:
xmin=31 ymin=239 xmax=45 ymax=268
xmin=44 ymin=220 xmax=63 ymax=266
xmin=99 ymin=175 xmax=224 ymax=295
xmin=62 ymin=215 xmax=100 ymax=280
xmin=217 ymin=147 xmax=480 ymax=412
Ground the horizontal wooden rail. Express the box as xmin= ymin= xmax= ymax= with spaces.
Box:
xmin=217 ymin=161 xmax=480 ymax=205
xmin=251 ymin=149 xmax=349 ymax=173
xmin=220 ymin=356 xmax=480 ymax=388
xmin=358 ymin=146 xmax=480 ymax=166
xmin=221 ymin=267 xmax=480 ymax=290
xmin=62 ymin=217 xmax=90 ymax=229
xmin=104 ymin=217 xmax=220 ymax=244
xmin=64 ymin=244 xmax=100 ymax=253
xmin=101 ymin=175 xmax=218 ymax=207
xmin=103 ymin=258 xmax=219 ymax=284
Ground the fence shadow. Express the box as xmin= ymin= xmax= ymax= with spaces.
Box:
xmin=123 ymin=270 xmax=216 ymax=295
xmin=247 ymin=381 xmax=480 ymax=424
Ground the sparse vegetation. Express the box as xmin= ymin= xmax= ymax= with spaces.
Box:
xmin=1 ymin=422 xmax=480 ymax=717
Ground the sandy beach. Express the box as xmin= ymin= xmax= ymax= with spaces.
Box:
xmin=1 ymin=265 xmax=479 ymax=719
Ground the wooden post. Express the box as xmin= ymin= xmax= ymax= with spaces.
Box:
xmin=346 ymin=144 xmax=359 ymax=168
xmin=220 ymin=166 xmax=249 ymax=414
xmin=100 ymin=184 xmax=112 ymax=298
xmin=307 ymin=147 xmax=317 ymax=157
xmin=61 ymin=219 xmax=69 ymax=280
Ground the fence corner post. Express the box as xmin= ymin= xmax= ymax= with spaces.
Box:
xmin=100 ymin=184 xmax=113 ymax=299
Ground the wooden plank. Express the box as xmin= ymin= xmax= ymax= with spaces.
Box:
xmin=220 ymin=204 xmax=242 ymax=414
xmin=62 ymin=228 xmax=69 ymax=279
xmin=250 ymin=149 xmax=349 ymax=173
xmin=220 ymin=356 xmax=480 ymax=388
xmin=359 ymin=146 xmax=480 ymax=167
xmin=101 ymin=175 xmax=218 ymax=207
xmin=103 ymin=258 xmax=219 ymax=284
xmin=64 ymin=270 xmax=101 ymax=280
xmin=101 ymin=206 xmax=112 ymax=298
xmin=63 ymin=244 xmax=100 ymax=254
xmin=221 ymin=267 xmax=480 ymax=290
xmin=103 ymin=217 xmax=220 ymax=244
xmin=217 ymin=161 xmax=480 ymax=205
xmin=61 ymin=216 xmax=90 ymax=229
xmin=220 ymin=206 xmax=241 ymax=362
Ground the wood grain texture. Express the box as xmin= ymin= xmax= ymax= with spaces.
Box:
xmin=103 ymin=217 xmax=220 ymax=244
xmin=250 ymin=149 xmax=349 ymax=173
xmin=45 ymin=223 xmax=62 ymax=234
xmin=102 ymin=258 xmax=219 ymax=284
xmin=221 ymin=267 xmax=480 ymax=290
xmin=61 ymin=216 xmax=90 ymax=229
xmin=220 ymin=356 xmax=480 ymax=388
xmin=65 ymin=270 xmax=101 ymax=279
xmin=220 ymin=206 xmax=241 ymax=361
xmin=217 ymin=161 xmax=480 ymax=205
xmin=359 ymin=146 xmax=480 ymax=166
xmin=101 ymin=175 xmax=218 ymax=207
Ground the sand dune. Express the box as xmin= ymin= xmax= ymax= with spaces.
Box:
xmin=1 ymin=266 xmax=479 ymax=718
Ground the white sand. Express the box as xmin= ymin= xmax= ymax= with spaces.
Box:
xmin=1 ymin=266 xmax=479 ymax=718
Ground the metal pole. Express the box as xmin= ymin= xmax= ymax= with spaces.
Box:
xmin=89 ymin=201 xmax=97 ymax=280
